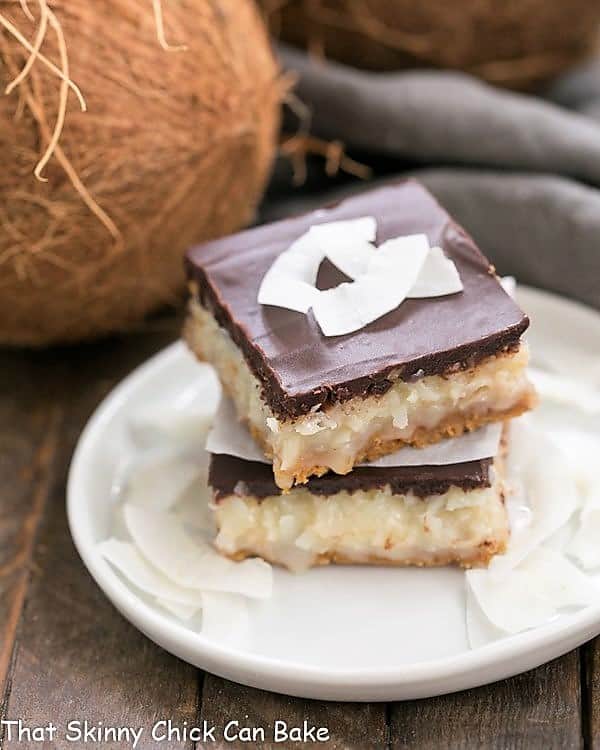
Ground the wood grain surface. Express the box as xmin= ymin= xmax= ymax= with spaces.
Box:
xmin=0 ymin=316 xmax=596 ymax=750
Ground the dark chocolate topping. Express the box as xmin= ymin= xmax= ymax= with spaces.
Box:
xmin=186 ymin=180 xmax=528 ymax=420
xmin=209 ymin=453 xmax=492 ymax=501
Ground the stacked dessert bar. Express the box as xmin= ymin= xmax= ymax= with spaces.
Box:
xmin=184 ymin=181 xmax=536 ymax=570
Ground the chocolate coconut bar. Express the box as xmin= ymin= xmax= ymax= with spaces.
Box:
xmin=185 ymin=181 xmax=535 ymax=490
xmin=208 ymin=442 xmax=509 ymax=571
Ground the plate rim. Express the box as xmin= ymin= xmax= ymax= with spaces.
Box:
xmin=67 ymin=285 xmax=600 ymax=700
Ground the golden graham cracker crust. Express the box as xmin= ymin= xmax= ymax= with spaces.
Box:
xmin=222 ymin=537 xmax=507 ymax=569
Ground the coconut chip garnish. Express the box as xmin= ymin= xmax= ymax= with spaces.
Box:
xmin=465 ymin=376 xmax=600 ymax=647
xmin=257 ymin=217 xmax=463 ymax=336
xmin=97 ymin=368 xmax=272 ymax=642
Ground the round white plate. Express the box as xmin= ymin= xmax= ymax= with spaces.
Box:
xmin=68 ymin=286 xmax=600 ymax=701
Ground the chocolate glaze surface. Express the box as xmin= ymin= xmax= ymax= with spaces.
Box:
xmin=209 ymin=453 xmax=492 ymax=501
xmin=186 ymin=181 xmax=528 ymax=420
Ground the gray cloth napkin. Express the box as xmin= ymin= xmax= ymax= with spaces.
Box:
xmin=263 ymin=46 xmax=600 ymax=310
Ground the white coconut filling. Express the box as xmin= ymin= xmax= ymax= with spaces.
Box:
xmin=213 ymin=481 xmax=508 ymax=572
xmin=186 ymin=299 xmax=530 ymax=488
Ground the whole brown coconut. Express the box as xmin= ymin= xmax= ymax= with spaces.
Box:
xmin=262 ymin=0 xmax=600 ymax=89
xmin=0 ymin=0 xmax=282 ymax=346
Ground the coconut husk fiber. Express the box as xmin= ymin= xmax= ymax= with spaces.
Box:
xmin=261 ymin=0 xmax=600 ymax=89
xmin=0 ymin=0 xmax=283 ymax=346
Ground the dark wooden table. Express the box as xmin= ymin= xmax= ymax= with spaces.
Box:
xmin=1 ymin=313 xmax=597 ymax=749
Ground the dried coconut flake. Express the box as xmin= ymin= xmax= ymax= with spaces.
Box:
xmin=125 ymin=451 xmax=204 ymax=512
xmin=258 ymin=218 xmax=463 ymax=336
xmin=98 ymin=538 xmax=204 ymax=608
xmin=529 ymin=368 xmax=600 ymax=415
xmin=257 ymin=217 xmax=377 ymax=313
xmin=123 ymin=504 xmax=272 ymax=599
xmin=311 ymin=234 xmax=430 ymax=336
xmin=99 ymin=539 xmax=249 ymax=634
xmin=490 ymin=418 xmax=578 ymax=577
xmin=408 ymin=246 xmax=463 ymax=298
xmin=569 ymin=493 xmax=600 ymax=570
xmin=465 ymin=417 xmax=600 ymax=640
xmin=467 ymin=547 xmax=599 ymax=634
